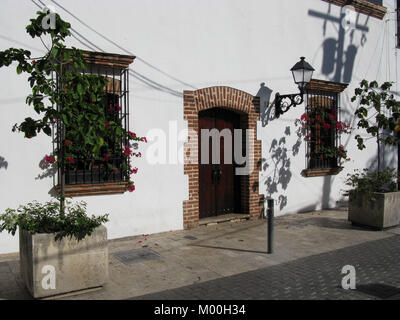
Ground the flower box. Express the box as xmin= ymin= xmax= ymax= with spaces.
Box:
xmin=19 ymin=225 xmax=108 ymax=299
xmin=348 ymin=192 xmax=400 ymax=230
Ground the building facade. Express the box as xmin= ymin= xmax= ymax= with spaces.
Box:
xmin=0 ymin=0 xmax=398 ymax=254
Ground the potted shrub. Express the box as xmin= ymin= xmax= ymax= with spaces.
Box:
xmin=344 ymin=168 xmax=400 ymax=229
xmin=345 ymin=80 xmax=400 ymax=229
xmin=0 ymin=200 xmax=109 ymax=298
xmin=0 ymin=11 xmax=144 ymax=298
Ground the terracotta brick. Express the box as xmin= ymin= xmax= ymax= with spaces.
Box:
xmin=183 ymin=86 xmax=263 ymax=229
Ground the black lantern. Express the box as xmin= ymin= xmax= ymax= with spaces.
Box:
xmin=275 ymin=57 xmax=315 ymax=118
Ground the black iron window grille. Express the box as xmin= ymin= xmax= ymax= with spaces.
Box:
xmin=305 ymin=90 xmax=340 ymax=170
xmin=53 ymin=63 xmax=130 ymax=186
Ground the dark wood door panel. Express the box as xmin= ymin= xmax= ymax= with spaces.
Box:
xmin=199 ymin=108 xmax=241 ymax=219
xmin=199 ymin=113 xmax=216 ymax=218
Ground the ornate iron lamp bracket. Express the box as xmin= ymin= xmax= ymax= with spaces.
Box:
xmin=274 ymin=90 xmax=304 ymax=118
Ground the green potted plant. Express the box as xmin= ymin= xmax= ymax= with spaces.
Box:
xmin=346 ymin=80 xmax=400 ymax=229
xmin=0 ymin=199 xmax=109 ymax=298
xmin=343 ymin=168 xmax=400 ymax=229
xmin=0 ymin=10 xmax=144 ymax=298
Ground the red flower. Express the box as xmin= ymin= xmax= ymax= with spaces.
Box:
xmin=141 ymin=137 xmax=147 ymax=143
xmin=124 ymin=146 xmax=132 ymax=156
xmin=328 ymin=114 xmax=335 ymax=120
xmin=105 ymin=121 xmax=110 ymax=130
xmin=130 ymin=167 xmax=138 ymax=174
xmin=45 ymin=155 xmax=56 ymax=164
xmin=128 ymin=131 xmax=136 ymax=138
xmin=66 ymin=156 xmax=74 ymax=164
xmin=31 ymin=60 xmax=36 ymax=65
xmin=64 ymin=140 xmax=71 ymax=147
xmin=323 ymin=123 xmax=331 ymax=130
xmin=102 ymin=153 xmax=111 ymax=162
xmin=128 ymin=185 xmax=135 ymax=192
xmin=115 ymin=104 xmax=122 ymax=111
xmin=300 ymin=113 xmax=309 ymax=122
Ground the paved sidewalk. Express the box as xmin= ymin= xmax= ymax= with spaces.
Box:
xmin=0 ymin=208 xmax=399 ymax=300
xmin=133 ymin=235 xmax=400 ymax=300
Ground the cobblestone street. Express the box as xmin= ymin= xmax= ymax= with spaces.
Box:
xmin=133 ymin=235 xmax=400 ymax=300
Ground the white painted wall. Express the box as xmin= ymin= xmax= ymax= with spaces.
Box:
xmin=0 ymin=0 xmax=398 ymax=253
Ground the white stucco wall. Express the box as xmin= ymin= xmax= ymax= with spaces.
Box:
xmin=0 ymin=0 xmax=398 ymax=254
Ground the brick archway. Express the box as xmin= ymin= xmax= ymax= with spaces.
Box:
xmin=183 ymin=86 xmax=263 ymax=229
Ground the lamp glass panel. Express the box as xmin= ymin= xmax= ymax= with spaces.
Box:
xmin=303 ymin=70 xmax=313 ymax=83
xmin=292 ymin=69 xmax=305 ymax=84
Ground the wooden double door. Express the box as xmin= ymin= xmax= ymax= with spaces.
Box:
xmin=199 ymin=108 xmax=241 ymax=219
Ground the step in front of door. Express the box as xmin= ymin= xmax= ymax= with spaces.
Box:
xmin=199 ymin=214 xmax=250 ymax=226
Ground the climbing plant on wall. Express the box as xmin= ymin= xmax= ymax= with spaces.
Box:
xmin=0 ymin=10 xmax=145 ymax=193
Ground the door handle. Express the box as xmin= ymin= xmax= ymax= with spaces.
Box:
xmin=216 ymin=167 xmax=222 ymax=184
xmin=211 ymin=166 xmax=217 ymax=184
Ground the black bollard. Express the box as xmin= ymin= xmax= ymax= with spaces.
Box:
xmin=267 ymin=198 xmax=274 ymax=254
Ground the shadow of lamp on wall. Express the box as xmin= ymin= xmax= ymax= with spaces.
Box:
xmin=274 ymin=57 xmax=315 ymax=118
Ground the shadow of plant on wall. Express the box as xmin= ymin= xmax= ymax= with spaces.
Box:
xmin=35 ymin=156 xmax=57 ymax=180
xmin=261 ymin=125 xmax=304 ymax=210
xmin=365 ymin=143 xmax=398 ymax=172
xmin=0 ymin=156 xmax=8 ymax=170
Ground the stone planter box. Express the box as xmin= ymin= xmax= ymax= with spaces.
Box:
xmin=348 ymin=192 xmax=400 ymax=230
xmin=19 ymin=225 xmax=108 ymax=299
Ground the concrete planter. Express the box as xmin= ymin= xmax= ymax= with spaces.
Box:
xmin=19 ymin=225 xmax=108 ymax=299
xmin=348 ymin=192 xmax=400 ymax=230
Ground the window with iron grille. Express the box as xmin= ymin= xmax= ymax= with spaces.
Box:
xmin=304 ymin=90 xmax=340 ymax=170
xmin=53 ymin=51 xmax=135 ymax=196
xmin=302 ymin=79 xmax=348 ymax=178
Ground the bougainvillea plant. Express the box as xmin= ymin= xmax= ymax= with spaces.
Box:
xmin=0 ymin=10 xmax=145 ymax=193
xmin=297 ymin=104 xmax=352 ymax=165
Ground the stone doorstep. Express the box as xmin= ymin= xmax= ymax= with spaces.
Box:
xmin=199 ymin=214 xmax=250 ymax=226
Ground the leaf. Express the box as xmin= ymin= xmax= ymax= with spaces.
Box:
xmin=52 ymin=47 xmax=59 ymax=59
xmin=61 ymin=114 xmax=69 ymax=126
xmin=43 ymin=126 xmax=51 ymax=136
xmin=77 ymin=83 xmax=84 ymax=95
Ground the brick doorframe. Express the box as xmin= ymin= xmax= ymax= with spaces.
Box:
xmin=183 ymin=86 xmax=264 ymax=229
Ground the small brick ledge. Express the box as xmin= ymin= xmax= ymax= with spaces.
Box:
xmin=301 ymin=167 xmax=344 ymax=178
xmin=55 ymin=182 xmax=128 ymax=197
xmin=322 ymin=0 xmax=387 ymax=20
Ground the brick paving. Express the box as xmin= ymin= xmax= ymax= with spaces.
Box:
xmin=1 ymin=209 xmax=400 ymax=300
xmin=132 ymin=235 xmax=400 ymax=300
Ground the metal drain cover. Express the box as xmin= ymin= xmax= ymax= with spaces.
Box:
xmin=113 ymin=248 xmax=161 ymax=265
xmin=356 ymin=283 xmax=400 ymax=299
xmin=183 ymin=235 xmax=198 ymax=240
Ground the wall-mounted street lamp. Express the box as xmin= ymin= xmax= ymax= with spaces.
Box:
xmin=274 ymin=57 xmax=315 ymax=118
